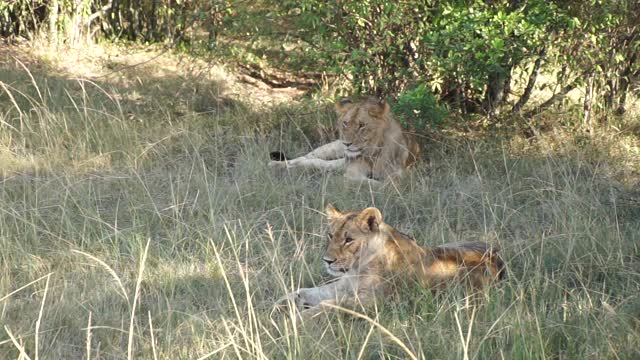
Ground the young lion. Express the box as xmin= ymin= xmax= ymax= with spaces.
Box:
xmin=270 ymin=97 xmax=420 ymax=184
xmin=278 ymin=205 xmax=506 ymax=317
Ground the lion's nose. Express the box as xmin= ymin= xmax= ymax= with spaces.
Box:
xmin=323 ymin=257 xmax=336 ymax=265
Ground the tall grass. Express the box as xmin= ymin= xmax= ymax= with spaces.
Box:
xmin=1 ymin=52 xmax=639 ymax=359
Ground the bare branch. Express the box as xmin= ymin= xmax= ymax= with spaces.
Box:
xmin=524 ymin=82 xmax=578 ymax=119
xmin=512 ymin=46 xmax=546 ymax=113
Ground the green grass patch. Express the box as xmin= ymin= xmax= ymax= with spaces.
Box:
xmin=1 ymin=48 xmax=639 ymax=359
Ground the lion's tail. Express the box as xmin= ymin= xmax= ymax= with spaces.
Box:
xmin=434 ymin=241 xmax=506 ymax=282
xmin=493 ymin=253 xmax=507 ymax=281
xmin=403 ymin=133 xmax=421 ymax=168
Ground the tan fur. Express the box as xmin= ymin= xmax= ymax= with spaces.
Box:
xmin=278 ymin=205 xmax=505 ymax=317
xmin=269 ymin=97 xmax=420 ymax=184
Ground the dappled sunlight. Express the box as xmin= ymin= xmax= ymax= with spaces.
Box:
xmin=0 ymin=42 xmax=318 ymax=184
xmin=504 ymin=121 xmax=640 ymax=189
xmin=1 ymin=30 xmax=640 ymax=359
xmin=2 ymin=41 xmax=302 ymax=113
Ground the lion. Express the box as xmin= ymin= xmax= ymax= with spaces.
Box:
xmin=269 ymin=97 xmax=420 ymax=184
xmin=278 ymin=204 xmax=506 ymax=317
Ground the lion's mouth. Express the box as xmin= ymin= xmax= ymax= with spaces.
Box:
xmin=345 ymin=146 xmax=361 ymax=158
xmin=326 ymin=265 xmax=349 ymax=277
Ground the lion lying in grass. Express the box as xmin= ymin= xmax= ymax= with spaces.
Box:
xmin=278 ymin=205 xmax=506 ymax=318
xmin=270 ymin=97 xmax=420 ymax=184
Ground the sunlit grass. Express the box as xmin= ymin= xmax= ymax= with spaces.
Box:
xmin=1 ymin=46 xmax=639 ymax=359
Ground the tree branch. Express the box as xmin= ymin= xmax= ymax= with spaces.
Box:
xmin=512 ymin=46 xmax=546 ymax=113
xmin=524 ymin=82 xmax=577 ymax=119
xmin=86 ymin=1 xmax=113 ymax=24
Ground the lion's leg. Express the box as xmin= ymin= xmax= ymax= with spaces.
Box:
xmin=300 ymin=294 xmax=375 ymax=319
xmin=369 ymin=156 xmax=405 ymax=185
xmin=277 ymin=275 xmax=380 ymax=320
xmin=292 ymin=158 xmax=345 ymax=170
xmin=271 ymin=156 xmax=346 ymax=170
xmin=384 ymin=169 xmax=404 ymax=185
xmin=344 ymin=173 xmax=382 ymax=185
xmin=271 ymin=158 xmax=345 ymax=170
xmin=270 ymin=140 xmax=346 ymax=168
xmin=278 ymin=281 xmax=341 ymax=310
xmin=344 ymin=163 xmax=383 ymax=185
xmin=277 ymin=276 xmax=365 ymax=312
xmin=298 ymin=299 xmax=341 ymax=319
xmin=301 ymin=140 xmax=346 ymax=160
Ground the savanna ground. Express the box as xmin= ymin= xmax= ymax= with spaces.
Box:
xmin=1 ymin=41 xmax=640 ymax=359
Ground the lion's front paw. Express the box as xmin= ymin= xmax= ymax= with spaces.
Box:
xmin=274 ymin=291 xmax=299 ymax=311
xmin=275 ymin=290 xmax=316 ymax=312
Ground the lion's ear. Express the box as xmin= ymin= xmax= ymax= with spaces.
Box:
xmin=325 ymin=203 xmax=343 ymax=219
xmin=335 ymin=97 xmax=354 ymax=116
xmin=357 ymin=207 xmax=383 ymax=232
xmin=367 ymin=99 xmax=390 ymax=118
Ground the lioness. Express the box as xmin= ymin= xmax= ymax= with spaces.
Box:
xmin=270 ymin=97 xmax=420 ymax=184
xmin=278 ymin=205 xmax=506 ymax=317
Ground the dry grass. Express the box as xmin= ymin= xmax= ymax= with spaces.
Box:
xmin=1 ymin=43 xmax=639 ymax=359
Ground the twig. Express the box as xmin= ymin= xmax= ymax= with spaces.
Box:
xmin=0 ymin=273 xmax=53 ymax=303
xmin=85 ymin=1 xmax=114 ymax=24
xmin=34 ymin=273 xmax=52 ymax=360
xmin=86 ymin=312 xmax=93 ymax=360
xmin=72 ymin=249 xmax=129 ymax=304
xmin=524 ymin=82 xmax=578 ymax=118
xmin=93 ymin=48 xmax=171 ymax=79
xmin=4 ymin=326 xmax=33 ymax=360
xmin=148 ymin=311 xmax=158 ymax=360
xmin=128 ymin=238 xmax=151 ymax=360
xmin=512 ymin=46 xmax=546 ymax=113
xmin=318 ymin=303 xmax=418 ymax=360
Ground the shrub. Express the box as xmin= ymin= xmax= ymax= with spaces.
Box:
xmin=394 ymin=84 xmax=448 ymax=130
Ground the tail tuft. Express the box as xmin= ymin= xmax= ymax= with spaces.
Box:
xmin=494 ymin=256 xmax=507 ymax=281
xmin=270 ymin=151 xmax=290 ymax=161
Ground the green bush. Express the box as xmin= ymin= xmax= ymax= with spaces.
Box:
xmin=394 ymin=84 xmax=448 ymax=130
xmin=0 ymin=1 xmax=234 ymax=45
xmin=280 ymin=0 xmax=563 ymax=111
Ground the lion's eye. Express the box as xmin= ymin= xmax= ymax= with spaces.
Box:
xmin=344 ymin=236 xmax=354 ymax=244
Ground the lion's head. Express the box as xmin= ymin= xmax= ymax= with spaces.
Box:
xmin=321 ymin=204 xmax=385 ymax=276
xmin=335 ymin=97 xmax=392 ymax=159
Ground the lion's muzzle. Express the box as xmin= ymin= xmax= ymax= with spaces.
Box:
xmin=345 ymin=146 xmax=361 ymax=158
